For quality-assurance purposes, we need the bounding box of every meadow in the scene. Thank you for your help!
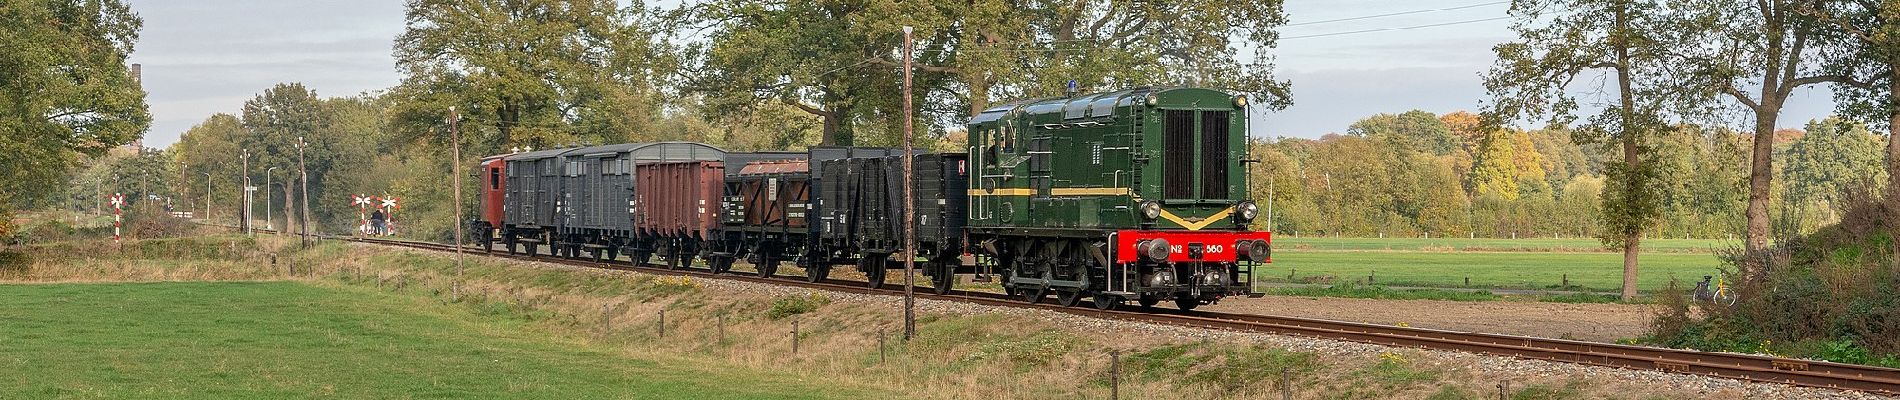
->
[1262,237,1732,293]
[0,281,869,399]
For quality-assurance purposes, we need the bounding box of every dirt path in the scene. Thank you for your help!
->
[1202,295,1654,342]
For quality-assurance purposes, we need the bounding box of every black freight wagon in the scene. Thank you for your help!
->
[815,152,968,289]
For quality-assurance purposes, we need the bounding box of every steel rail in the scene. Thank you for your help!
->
[320,233,1900,395]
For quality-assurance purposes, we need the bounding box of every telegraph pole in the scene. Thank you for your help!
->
[297,136,310,245]
[449,106,466,301]
[901,25,917,341]
[265,167,277,231]
[241,148,252,235]
[203,172,212,220]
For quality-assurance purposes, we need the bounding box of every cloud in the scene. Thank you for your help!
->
[125,0,404,148]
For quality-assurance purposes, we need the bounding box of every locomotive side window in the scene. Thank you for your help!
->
[490,167,500,189]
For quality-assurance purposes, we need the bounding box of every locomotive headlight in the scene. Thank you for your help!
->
[1145,94,1158,107]
[1234,95,1248,108]
[1138,239,1171,261]
[1236,201,1260,222]
[1140,200,1162,221]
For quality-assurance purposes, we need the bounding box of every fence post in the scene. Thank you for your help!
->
[792,320,800,354]
[1498,381,1509,400]
[1464,277,1470,287]
[1368,270,1375,285]
[658,309,666,338]
[1109,349,1120,400]
[1283,369,1293,400]
[600,304,610,333]
[1562,274,1568,289]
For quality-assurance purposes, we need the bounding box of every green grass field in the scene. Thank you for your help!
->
[1261,250,1723,293]
[1274,236,1739,253]
[0,281,873,399]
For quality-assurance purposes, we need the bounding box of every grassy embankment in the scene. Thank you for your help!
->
[1254,237,1732,302]
[0,281,858,399]
[0,234,1693,399]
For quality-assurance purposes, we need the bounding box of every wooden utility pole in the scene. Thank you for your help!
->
[241,148,251,235]
[901,25,917,341]
[450,106,466,301]
[298,136,311,245]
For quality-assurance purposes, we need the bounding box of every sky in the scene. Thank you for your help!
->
[126,0,1839,149]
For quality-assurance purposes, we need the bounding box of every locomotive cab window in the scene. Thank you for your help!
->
[490,168,501,189]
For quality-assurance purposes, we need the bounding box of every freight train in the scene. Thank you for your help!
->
[468,87,1270,311]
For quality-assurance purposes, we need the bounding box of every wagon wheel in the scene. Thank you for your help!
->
[863,258,888,290]
[930,263,956,295]
[804,264,829,283]
[663,246,681,270]
[1021,285,1048,304]
[1092,292,1122,311]
[756,253,778,278]
[1055,289,1085,307]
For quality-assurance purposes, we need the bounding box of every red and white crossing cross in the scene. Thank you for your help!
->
[109,193,126,209]
[352,195,372,208]
[380,196,399,210]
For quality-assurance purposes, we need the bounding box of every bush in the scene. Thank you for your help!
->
[1648,190,1900,365]
[0,251,29,276]
[766,293,830,320]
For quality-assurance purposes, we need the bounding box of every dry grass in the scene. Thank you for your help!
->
[7,234,1784,399]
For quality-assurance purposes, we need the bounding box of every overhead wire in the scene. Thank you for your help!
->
[1282,1,1509,27]
[1280,15,1517,40]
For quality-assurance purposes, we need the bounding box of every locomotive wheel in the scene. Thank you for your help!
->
[1020,286,1048,304]
[1055,290,1085,307]
[1173,296,1200,312]
[1092,292,1122,311]
[930,265,955,295]
[1138,294,1160,309]
[506,241,518,255]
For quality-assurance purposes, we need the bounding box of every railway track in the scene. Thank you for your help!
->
[302,232,1900,395]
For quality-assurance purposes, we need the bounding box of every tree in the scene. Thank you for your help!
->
[1807,1,1900,198]
[0,0,149,214]
[392,0,666,152]
[1469,129,1524,200]
[170,114,245,220]
[1680,0,1843,264]
[673,0,1292,146]
[1782,117,1887,225]
[1487,0,1688,300]
[1348,110,1459,155]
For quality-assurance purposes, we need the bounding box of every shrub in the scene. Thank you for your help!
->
[0,251,29,276]
[1649,188,1900,365]
[766,293,830,320]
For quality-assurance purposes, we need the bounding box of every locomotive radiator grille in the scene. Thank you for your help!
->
[1163,110,1195,199]
[1200,111,1231,199]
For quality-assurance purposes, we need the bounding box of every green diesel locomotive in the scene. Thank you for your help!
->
[965,87,1269,310]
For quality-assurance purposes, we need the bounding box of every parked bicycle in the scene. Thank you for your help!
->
[1692,275,1736,306]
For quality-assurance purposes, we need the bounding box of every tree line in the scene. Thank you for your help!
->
[6,0,1897,295]
[1248,111,1888,241]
